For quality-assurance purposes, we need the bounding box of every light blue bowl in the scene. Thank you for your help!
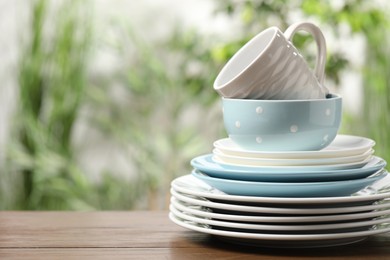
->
[222,94,342,151]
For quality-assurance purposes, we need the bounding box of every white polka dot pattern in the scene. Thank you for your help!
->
[256,106,263,114]
[325,108,331,116]
[290,125,298,133]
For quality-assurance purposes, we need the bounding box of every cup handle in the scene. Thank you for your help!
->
[283,22,327,91]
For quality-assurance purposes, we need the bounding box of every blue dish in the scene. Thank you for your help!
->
[223,94,342,151]
[190,154,386,182]
[191,169,388,197]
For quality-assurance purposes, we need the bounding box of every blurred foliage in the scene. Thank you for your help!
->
[85,24,222,209]
[6,0,95,209]
[1,0,389,210]
[2,0,144,210]
[302,0,390,161]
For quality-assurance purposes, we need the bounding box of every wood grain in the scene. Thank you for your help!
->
[0,211,389,259]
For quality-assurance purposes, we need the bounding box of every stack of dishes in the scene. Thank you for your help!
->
[170,22,390,247]
[169,135,390,247]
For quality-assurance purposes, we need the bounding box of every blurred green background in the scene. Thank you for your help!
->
[0,0,389,210]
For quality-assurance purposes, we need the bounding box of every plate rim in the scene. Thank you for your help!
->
[212,148,374,166]
[171,174,390,204]
[170,188,390,215]
[170,203,390,231]
[213,135,375,159]
[190,155,386,182]
[213,154,372,170]
[191,154,384,174]
[171,196,390,223]
[190,169,387,197]
[169,212,390,241]
[192,168,387,186]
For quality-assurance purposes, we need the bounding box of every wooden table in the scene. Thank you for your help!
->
[0,211,389,259]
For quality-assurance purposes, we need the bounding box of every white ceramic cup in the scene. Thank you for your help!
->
[213,22,329,100]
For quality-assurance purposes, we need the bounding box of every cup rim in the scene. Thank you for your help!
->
[222,93,341,103]
[214,26,280,90]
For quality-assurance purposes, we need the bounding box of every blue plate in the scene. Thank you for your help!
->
[190,154,386,182]
[191,169,388,197]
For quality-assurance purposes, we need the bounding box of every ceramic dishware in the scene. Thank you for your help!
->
[213,135,375,159]
[191,154,386,182]
[171,197,390,224]
[214,22,328,99]
[191,169,387,197]
[170,205,390,233]
[212,154,370,172]
[171,174,390,205]
[171,188,390,216]
[169,213,390,248]
[212,148,373,167]
[169,166,390,247]
[222,93,342,151]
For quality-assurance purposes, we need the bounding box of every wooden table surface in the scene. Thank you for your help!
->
[0,211,389,259]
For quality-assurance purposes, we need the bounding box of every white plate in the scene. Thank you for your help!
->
[171,174,390,205]
[214,135,375,159]
[169,213,390,248]
[213,153,372,169]
[170,204,390,232]
[171,189,390,215]
[213,148,373,167]
[171,197,390,223]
